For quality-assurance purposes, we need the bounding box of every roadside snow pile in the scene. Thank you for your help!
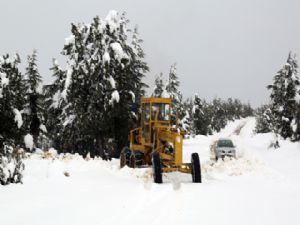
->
[203,157,264,178]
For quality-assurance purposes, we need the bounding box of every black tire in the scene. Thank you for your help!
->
[120,147,130,168]
[152,152,163,184]
[191,153,202,183]
[129,154,136,168]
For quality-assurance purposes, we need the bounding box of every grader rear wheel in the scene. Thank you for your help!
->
[152,152,162,184]
[191,153,202,183]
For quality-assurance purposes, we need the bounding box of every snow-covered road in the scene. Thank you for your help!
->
[1,118,300,225]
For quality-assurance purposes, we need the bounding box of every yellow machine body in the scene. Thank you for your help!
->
[128,97,192,173]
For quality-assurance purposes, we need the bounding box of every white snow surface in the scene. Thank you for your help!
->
[13,108,23,128]
[105,10,119,33]
[65,34,75,45]
[0,72,9,98]
[107,75,116,89]
[61,63,73,100]
[51,90,61,109]
[161,88,170,98]
[109,90,120,104]
[24,134,34,150]
[39,124,47,133]
[0,72,9,86]
[110,42,128,62]
[1,117,300,225]
[103,51,110,63]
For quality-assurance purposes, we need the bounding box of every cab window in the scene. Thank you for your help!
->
[151,103,170,120]
[144,103,150,121]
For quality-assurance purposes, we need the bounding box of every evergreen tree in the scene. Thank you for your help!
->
[0,54,25,185]
[43,59,66,150]
[192,94,211,135]
[152,73,165,97]
[24,50,45,149]
[294,103,300,141]
[0,54,26,145]
[210,98,227,132]
[166,63,180,107]
[49,11,149,157]
[179,98,193,135]
[242,102,254,118]
[165,63,183,125]
[267,52,299,140]
[255,104,273,133]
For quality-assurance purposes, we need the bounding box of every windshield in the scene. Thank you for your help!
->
[151,103,170,121]
[217,139,234,148]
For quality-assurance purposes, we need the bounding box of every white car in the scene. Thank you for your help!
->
[215,138,236,160]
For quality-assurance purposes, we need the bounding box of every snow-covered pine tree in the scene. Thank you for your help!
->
[192,94,212,135]
[224,98,235,121]
[0,54,25,184]
[106,23,149,156]
[210,98,227,132]
[24,50,45,150]
[178,98,193,135]
[59,22,96,155]
[294,102,300,141]
[130,26,149,105]
[165,63,184,125]
[241,102,254,118]
[0,54,26,145]
[152,73,165,97]
[50,11,149,157]
[166,63,181,106]
[255,104,273,133]
[43,59,66,150]
[267,52,300,140]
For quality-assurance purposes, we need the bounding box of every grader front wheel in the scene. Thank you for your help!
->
[191,153,202,183]
[152,152,162,184]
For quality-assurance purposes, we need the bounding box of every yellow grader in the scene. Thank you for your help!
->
[120,97,202,184]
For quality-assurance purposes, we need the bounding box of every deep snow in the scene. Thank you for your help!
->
[1,117,300,225]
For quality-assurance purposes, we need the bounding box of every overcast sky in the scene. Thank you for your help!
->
[0,0,300,106]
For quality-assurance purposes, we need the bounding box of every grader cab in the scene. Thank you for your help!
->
[120,97,201,183]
